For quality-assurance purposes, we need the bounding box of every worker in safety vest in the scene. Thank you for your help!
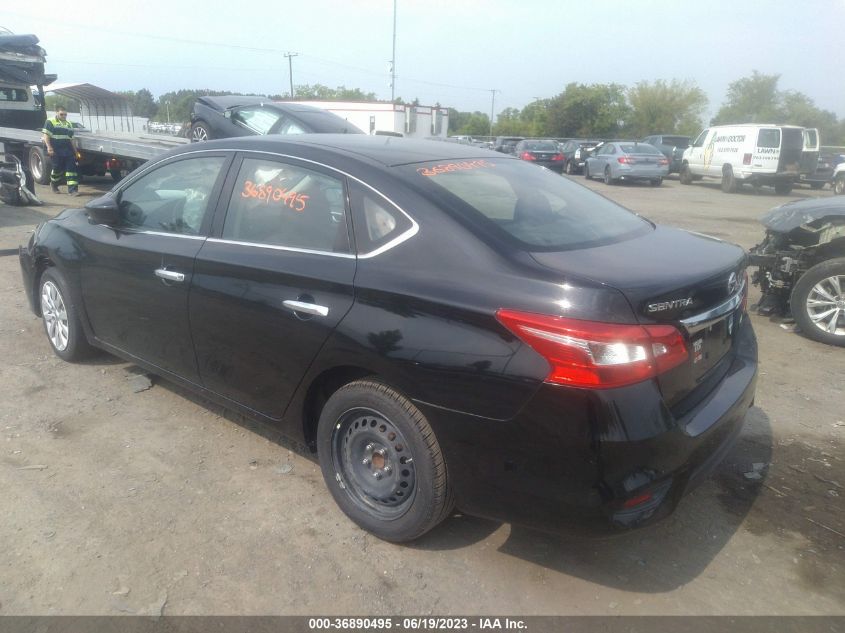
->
[41,107,80,195]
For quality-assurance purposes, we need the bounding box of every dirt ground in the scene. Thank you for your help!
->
[0,174,843,616]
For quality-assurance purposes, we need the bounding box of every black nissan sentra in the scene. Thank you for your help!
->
[20,136,757,542]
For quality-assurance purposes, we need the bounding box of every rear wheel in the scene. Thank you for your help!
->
[833,174,845,195]
[679,163,693,185]
[791,258,845,347]
[604,166,614,185]
[38,268,94,361]
[650,177,662,187]
[28,146,52,185]
[721,165,737,193]
[774,181,793,195]
[316,379,454,542]
[584,163,590,179]
[565,160,574,175]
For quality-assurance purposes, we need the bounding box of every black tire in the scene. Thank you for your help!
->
[565,160,574,175]
[790,258,845,347]
[38,268,95,361]
[810,182,825,190]
[650,177,662,187]
[28,146,52,185]
[721,165,737,193]
[190,121,212,142]
[110,169,123,182]
[603,166,614,185]
[316,379,454,542]
[774,181,793,195]
[583,163,590,179]
[833,175,845,196]
[679,163,692,185]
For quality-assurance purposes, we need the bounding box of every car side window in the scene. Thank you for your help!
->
[221,157,350,254]
[692,129,709,147]
[276,118,307,134]
[348,181,414,254]
[232,107,283,135]
[117,156,226,235]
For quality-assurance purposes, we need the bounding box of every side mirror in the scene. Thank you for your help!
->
[85,193,119,225]
[223,110,233,119]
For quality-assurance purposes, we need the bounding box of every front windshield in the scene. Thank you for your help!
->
[404,158,651,250]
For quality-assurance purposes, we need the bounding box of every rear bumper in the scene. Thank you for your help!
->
[420,317,757,535]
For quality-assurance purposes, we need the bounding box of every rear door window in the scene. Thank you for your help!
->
[405,158,650,250]
[221,157,350,253]
[757,128,781,148]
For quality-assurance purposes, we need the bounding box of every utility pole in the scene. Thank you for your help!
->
[489,89,498,138]
[390,0,397,101]
[284,52,299,98]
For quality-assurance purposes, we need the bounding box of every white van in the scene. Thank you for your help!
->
[680,124,815,194]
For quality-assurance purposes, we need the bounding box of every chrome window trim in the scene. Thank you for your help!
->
[206,238,356,259]
[106,227,207,240]
[119,147,420,258]
[680,279,745,333]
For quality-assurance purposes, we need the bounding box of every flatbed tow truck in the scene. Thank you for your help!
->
[0,28,187,205]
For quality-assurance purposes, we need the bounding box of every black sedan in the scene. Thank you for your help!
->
[190,95,363,141]
[20,136,757,542]
[513,139,565,172]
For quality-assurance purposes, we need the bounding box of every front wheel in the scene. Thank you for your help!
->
[38,268,95,361]
[583,163,590,179]
[565,160,574,175]
[190,121,212,142]
[791,259,845,347]
[317,379,454,542]
[679,163,692,185]
[833,175,845,196]
[603,166,614,185]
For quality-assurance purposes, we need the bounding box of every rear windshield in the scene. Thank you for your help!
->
[523,141,559,151]
[619,143,662,154]
[757,128,781,148]
[404,158,651,250]
[661,136,690,148]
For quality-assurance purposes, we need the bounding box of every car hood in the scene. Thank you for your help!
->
[760,197,845,233]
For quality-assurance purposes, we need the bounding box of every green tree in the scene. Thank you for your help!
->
[292,84,377,100]
[545,83,629,137]
[712,71,782,124]
[45,94,79,113]
[626,80,707,137]
[492,107,528,135]
[780,91,840,144]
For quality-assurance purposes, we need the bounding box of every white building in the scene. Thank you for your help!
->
[294,101,449,139]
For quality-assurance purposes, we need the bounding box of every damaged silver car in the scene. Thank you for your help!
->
[749,197,845,346]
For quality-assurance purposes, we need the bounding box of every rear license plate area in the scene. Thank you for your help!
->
[690,310,737,380]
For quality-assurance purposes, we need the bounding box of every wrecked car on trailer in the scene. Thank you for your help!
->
[749,196,845,346]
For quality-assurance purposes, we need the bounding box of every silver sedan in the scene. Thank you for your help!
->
[584,142,669,186]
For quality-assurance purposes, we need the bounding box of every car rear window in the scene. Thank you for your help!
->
[661,136,690,148]
[404,158,651,251]
[758,128,781,148]
[619,143,662,154]
[524,141,559,151]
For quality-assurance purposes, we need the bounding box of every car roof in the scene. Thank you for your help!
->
[186,134,508,167]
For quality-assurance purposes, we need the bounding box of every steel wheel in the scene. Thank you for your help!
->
[41,280,69,351]
[791,259,845,347]
[332,407,417,519]
[317,379,453,542]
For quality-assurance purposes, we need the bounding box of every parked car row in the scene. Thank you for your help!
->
[147,122,182,135]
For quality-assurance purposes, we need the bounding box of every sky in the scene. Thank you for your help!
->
[2,0,844,125]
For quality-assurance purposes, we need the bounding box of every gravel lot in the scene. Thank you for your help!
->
[0,174,843,616]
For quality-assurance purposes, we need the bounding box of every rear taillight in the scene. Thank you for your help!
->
[618,156,635,164]
[520,152,536,161]
[658,158,669,166]
[743,153,752,165]
[496,309,688,389]
[552,154,563,161]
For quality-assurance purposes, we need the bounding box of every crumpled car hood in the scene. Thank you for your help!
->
[761,197,845,233]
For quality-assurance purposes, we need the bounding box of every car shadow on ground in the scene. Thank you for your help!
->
[412,406,776,593]
[0,202,55,230]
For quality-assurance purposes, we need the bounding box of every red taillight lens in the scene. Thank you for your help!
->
[495,309,688,389]
[743,153,752,165]
[658,158,669,166]
[552,153,564,161]
[617,156,635,164]
[520,152,535,161]
[105,158,121,169]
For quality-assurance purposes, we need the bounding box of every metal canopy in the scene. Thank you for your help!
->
[47,82,135,132]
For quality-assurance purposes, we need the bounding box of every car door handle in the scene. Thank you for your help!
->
[155,268,185,283]
[282,300,329,317]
